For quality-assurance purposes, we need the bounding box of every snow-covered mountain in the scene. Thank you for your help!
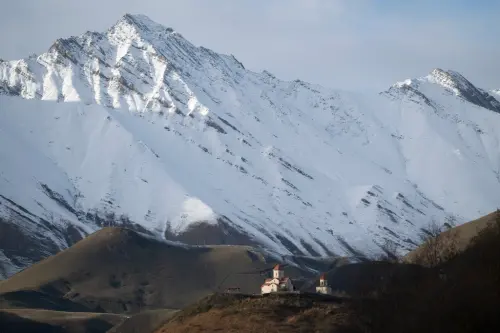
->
[1,14,500,278]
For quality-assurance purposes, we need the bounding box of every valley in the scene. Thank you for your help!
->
[0,11,500,333]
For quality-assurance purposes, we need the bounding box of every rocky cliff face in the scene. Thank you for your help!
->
[1,14,500,278]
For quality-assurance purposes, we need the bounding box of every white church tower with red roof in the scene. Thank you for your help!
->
[273,264,284,278]
[261,264,294,294]
[316,273,332,295]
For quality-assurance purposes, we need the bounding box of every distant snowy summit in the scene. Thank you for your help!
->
[1,14,500,279]
[0,13,244,117]
[391,68,500,113]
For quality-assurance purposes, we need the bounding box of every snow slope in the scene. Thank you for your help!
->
[1,14,500,277]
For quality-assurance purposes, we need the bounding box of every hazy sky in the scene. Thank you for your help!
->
[1,0,499,92]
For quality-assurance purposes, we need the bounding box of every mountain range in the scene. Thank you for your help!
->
[1,14,500,279]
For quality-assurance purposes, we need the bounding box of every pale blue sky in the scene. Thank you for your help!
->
[1,0,498,92]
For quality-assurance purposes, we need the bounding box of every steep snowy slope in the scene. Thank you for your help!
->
[1,14,500,278]
[410,69,500,113]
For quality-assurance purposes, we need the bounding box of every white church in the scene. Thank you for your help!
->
[260,264,333,295]
[315,273,332,295]
[260,264,295,294]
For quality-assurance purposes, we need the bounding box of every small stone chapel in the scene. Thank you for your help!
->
[260,264,295,294]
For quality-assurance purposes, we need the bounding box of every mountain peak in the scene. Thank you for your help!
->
[123,13,154,23]
[391,68,500,113]
[108,13,177,43]
[390,68,471,91]
[426,68,500,112]
[120,13,174,33]
[427,68,473,93]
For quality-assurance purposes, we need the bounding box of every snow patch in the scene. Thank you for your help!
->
[172,197,217,233]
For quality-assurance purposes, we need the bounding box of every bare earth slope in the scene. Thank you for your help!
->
[439,210,500,250]
[107,309,178,333]
[0,309,124,333]
[405,210,500,263]
[154,293,348,333]
[0,227,309,313]
[154,213,500,333]
[0,311,65,333]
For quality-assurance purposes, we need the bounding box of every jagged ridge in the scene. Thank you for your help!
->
[392,68,500,113]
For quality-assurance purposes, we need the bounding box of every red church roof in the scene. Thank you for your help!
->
[273,264,281,270]
[320,273,326,280]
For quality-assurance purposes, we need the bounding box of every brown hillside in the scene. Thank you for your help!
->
[406,210,500,264]
[108,309,178,333]
[0,308,124,333]
[154,213,500,333]
[0,289,94,312]
[0,227,309,313]
[154,293,349,333]
[442,210,500,250]
[0,310,64,333]
[343,211,500,333]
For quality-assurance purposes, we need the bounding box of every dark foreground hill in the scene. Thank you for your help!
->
[405,209,500,265]
[108,309,178,333]
[0,225,435,315]
[1,211,500,332]
[155,293,349,333]
[0,309,124,333]
[150,212,500,333]
[343,211,500,333]
[0,227,311,313]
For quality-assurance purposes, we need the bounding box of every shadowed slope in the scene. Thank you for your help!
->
[0,290,92,312]
[0,309,124,333]
[0,311,64,333]
[107,309,178,333]
[0,227,308,313]
[154,293,348,333]
[439,210,500,250]
[405,210,500,264]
